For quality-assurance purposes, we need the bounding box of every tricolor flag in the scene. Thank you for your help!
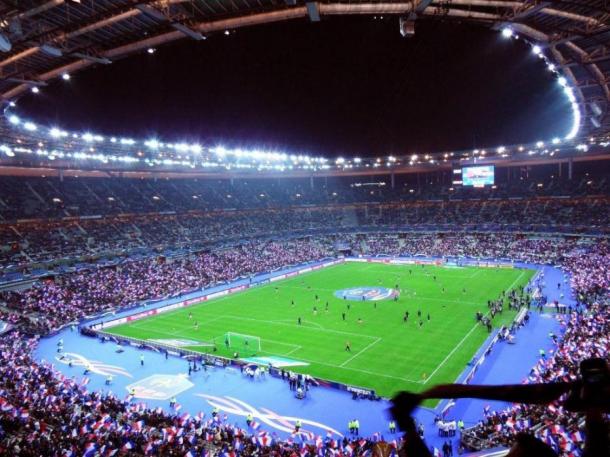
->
[258,431,272,446]
[83,442,97,457]
[315,436,323,449]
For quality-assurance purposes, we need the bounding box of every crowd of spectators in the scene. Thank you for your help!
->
[0,172,608,272]
[1,233,607,336]
[0,173,608,455]
[0,232,606,455]
[0,334,395,456]
[0,175,606,221]
[560,243,609,304]
[0,239,333,334]
[461,303,609,456]
[1,195,608,272]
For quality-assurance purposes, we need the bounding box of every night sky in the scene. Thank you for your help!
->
[17,17,572,157]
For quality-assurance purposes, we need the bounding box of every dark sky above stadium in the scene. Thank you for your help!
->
[18,18,572,157]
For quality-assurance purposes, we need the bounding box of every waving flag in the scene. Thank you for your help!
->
[83,442,97,457]
[258,431,272,446]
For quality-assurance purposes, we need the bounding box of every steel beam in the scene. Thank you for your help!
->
[16,0,65,20]
[172,23,204,40]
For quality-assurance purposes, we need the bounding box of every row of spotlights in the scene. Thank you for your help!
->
[501,27,580,140]
[29,73,71,94]
[12,26,583,162]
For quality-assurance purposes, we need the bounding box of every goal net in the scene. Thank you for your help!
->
[225,332,261,352]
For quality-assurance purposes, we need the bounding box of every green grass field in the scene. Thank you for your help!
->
[106,262,534,398]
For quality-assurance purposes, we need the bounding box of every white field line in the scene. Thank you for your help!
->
[221,314,379,340]
[204,332,301,352]
[272,318,325,330]
[117,264,527,388]
[297,354,424,383]
[284,345,302,356]
[277,285,482,307]
[339,337,382,367]
[423,270,526,384]
[115,315,424,383]
[131,313,226,331]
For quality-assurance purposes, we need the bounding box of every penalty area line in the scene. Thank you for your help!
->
[339,337,382,367]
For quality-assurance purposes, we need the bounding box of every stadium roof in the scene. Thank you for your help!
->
[0,1,609,138]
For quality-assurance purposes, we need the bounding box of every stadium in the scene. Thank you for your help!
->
[0,1,609,456]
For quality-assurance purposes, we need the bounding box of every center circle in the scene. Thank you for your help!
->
[334,287,398,301]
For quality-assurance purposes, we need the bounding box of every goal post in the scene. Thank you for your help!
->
[225,332,261,352]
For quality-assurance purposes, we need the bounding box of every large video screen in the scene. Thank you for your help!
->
[462,165,495,187]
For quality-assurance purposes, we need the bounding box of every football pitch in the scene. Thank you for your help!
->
[105,262,534,398]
